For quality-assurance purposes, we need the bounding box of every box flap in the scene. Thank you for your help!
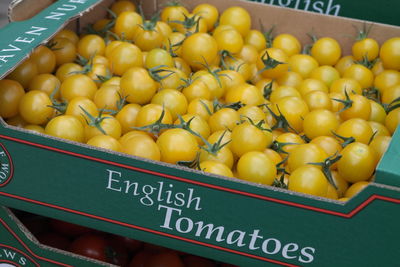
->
[0,0,103,79]
[376,128,400,187]
[8,0,55,22]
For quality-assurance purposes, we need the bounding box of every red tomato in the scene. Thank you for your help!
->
[69,233,127,264]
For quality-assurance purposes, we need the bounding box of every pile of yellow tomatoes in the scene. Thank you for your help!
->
[1,0,400,201]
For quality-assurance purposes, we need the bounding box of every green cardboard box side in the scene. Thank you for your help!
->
[247,0,400,26]
[0,0,400,266]
[1,121,400,267]
[0,207,112,266]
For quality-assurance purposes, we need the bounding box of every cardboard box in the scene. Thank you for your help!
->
[246,0,400,27]
[0,206,112,266]
[0,206,225,266]
[1,0,400,266]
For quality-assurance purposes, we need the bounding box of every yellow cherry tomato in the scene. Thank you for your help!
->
[257,48,289,79]
[219,6,251,37]
[303,109,339,139]
[0,80,25,118]
[181,33,218,70]
[288,54,319,79]
[344,181,370,198]
[272,33,301,57]
[87,135,122,152]
[380,37,400,70]
[288,165,329,197]
[200,161,233,178]
[45,115,84,142]
[157,128,199,164]
[338,142,376,183]
[237,151,277,185]
[311,37,341,66]
[122,135,161,161]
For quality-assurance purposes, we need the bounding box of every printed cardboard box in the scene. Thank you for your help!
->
[246,0,400,26]
[0,0,400,266]
[0,206,112,266]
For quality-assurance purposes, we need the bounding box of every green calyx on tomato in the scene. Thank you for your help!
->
[262,80,274,100]
[74,54,92,70]
[331,130,355,148]
[133,107,175,137]
[354,54,377,69]
[258,50,285,74]
[299,134,311,143]
[198,129,231,156]
[176,152,201,169]
[219,50,237,70]
[263,103,297,133]
[47,86,68,114]
[164,38,180,57]
[80,107,109,135]
[139,17,158,32]
[46,39,66,52]
[100,93,127,116]
[301,33,318,55]
[354,23,372,41]
[275,156,289,175]
[272,173,288,189]
[175,115,222,155]
[212,99,244,112]
[332,90,354,113]
[68,54,102,77]
[367,130,379,145]
[195,60,226,89]
[85,20,115,39]
[147,65,176,83]
[382,96,400,113]
[85,19,116,39]
[77,59,113,84]
[259,22,275,48]
[170,13,202,35]
[240,116,271,135]
[362,87,381,103]
[308,153,342,190]
[94,71,113,85]
[271,140,296,155]
[105,29,132,43]
[139,9,161,29]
